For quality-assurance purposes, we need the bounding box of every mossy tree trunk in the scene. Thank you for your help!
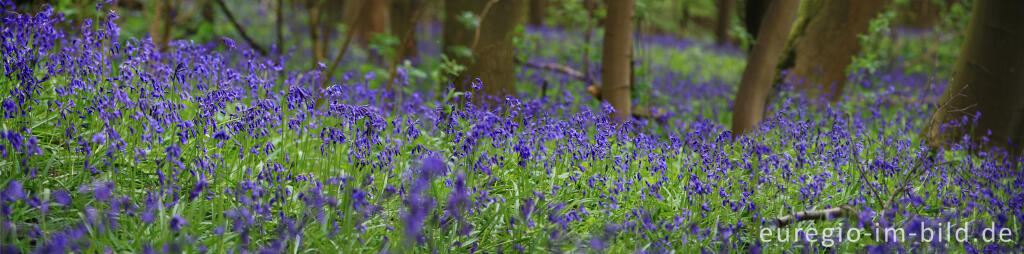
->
[443,0,525,100]
[601,0,635,121]
[927,0,1024,153]
[776,0,888,102]
[731,0,799,135]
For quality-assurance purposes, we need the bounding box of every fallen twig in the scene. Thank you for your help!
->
[631,107,667,120]
[514,59,598,97]
[775,205,857,227]
[517,59,593,84]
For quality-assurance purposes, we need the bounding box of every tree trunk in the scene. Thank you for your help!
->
[443,0,525,100]
[528,0,545,26]
[391,0,422,61]
[927,0,1024,153]
[715,0,735,45]
[150,0,173,51]
[277,0,285,55]
[344,0,389,64]
[308,0,324,66]
[744,0,770,41]
[776,0,888,102]
[581,0,597,76]
[600,0,635,121]
[352,0,390,46]
[321,0,345,59]
[731,0,799,135]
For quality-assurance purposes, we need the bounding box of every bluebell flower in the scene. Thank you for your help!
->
[51,190,71,207]
[79,181,114,202]
[169,216,187,232]
[221,37,236,49]
[2,181,25,201]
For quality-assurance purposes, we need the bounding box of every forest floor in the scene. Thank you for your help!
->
[1,4,1021,253]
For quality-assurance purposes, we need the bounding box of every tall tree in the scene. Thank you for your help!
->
[776,0,888,102]
[927,0,1024,153]
[600,0,635,121]
[731,0,800,135]
[715,0,735,45]
[443,0,525,99]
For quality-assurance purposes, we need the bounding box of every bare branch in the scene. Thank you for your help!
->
[387,0,427,93]
[318,0,370,101]
[845,113,884,205]
[214,0,268,56]
[470,0,500,52]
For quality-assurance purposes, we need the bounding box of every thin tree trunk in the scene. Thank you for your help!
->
[391,0,421,61]
[277,0,285,55]
[308,0,324,67]
[776,0,889,102]
[443,0,525,100]
[600,0,635,121]
[150,0,173,51]
[354,0,390,46]
[347,0,390,65]
[581,0,596,77]
[927,0,1024,153]
[715,0,735,45]
[731,0,799,135]
[679,2,689,30]
[321,16,331,63]
[320,0,345,64]
[528,0,545,26]
[317,0,368,92]
[387,0,425,93]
